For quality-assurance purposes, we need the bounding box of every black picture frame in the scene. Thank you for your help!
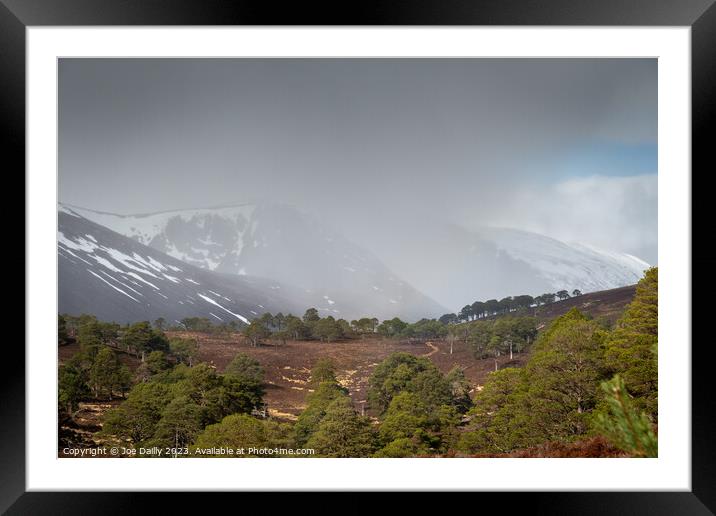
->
[5,0,714,512]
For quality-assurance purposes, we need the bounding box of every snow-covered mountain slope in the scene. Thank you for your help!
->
[478,226,649,293]
[58,208,334,324]
[63,201,649,317]
[64,203,257,271]
[359,220,650,311]
[63,203,448,321]
[60,204,448,321]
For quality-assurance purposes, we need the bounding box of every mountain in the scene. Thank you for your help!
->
[478,226,649,293]
[362,220,650,311]
[58,207,329,325]
[59,204,448,322]
[64,201,649,317]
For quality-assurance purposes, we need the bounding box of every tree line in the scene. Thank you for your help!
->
[59,268,656,457]
[240,309,473,347]
[456,268,657,457]
[58,315,201,417]
[440,288,583,325]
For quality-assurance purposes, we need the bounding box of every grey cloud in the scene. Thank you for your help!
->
[59,58,657,265]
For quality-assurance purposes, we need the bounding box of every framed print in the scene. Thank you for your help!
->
[5,0,715,512]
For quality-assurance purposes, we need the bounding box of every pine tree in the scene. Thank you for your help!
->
[293,381,348,445]
[309,358,337,386]
[191,414,290,456]
[594,375,657,457]
[604,267,658,420]
[155,396,203,454]
[243,319,270,347]
[58,362,89,417]
[306,397,377,457]
[224,353,264,385]
[89,347,123,399]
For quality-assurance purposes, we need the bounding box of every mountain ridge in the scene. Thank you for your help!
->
[61,201,650,315]
[62,202,449,321]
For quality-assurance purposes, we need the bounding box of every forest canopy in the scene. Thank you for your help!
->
[58,269,658,458]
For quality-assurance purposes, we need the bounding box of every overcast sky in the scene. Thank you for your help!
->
[59,58,657,263]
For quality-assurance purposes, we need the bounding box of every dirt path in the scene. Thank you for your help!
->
[422,341,439,357]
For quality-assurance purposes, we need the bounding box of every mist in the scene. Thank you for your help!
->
[59,58,657,310]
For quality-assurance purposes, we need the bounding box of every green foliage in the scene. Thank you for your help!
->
[465,317,537,359]
[58,362,89,416]
[373,437,430,457]
[457,367,525,454]
[180,317,214,332]
[367,353,463,416]
[377,318,408,338]
[367,353,435,414]
[306,397,377,457]
[458,273,660,457]
[58,315,71,346]
[303,308,320,323]
[104,360,264,446]
[146,350,171,375]
[293,381,348,445]
[336,318,354,339]
[379,392,430,444]
[103,382,173,444]
[467,321,493,358]
[285,314,310,340]
[534,307,588,346]
[376,391,460,455]
[154,395,203,450]
[192,414,291,457]
[77,321,103,360]
[121,321,169,360]
[244,319,271,347]
[521,317,607,440]
[459,310,608,454]
[224,353,265,385]
[310,358,337,386]
[405,318,448,339]
[439,313,458,325]
[312,316,342,342]
[446,366,473,413]
[593,375,657,457]
[351,317,379,336]
[604,267,658,420]
[407,368,455,410]
[366,352,464,454]
[459,305,473,322]
[169,337,199,366]
[556,290,571,301]
[88,347,130,400]
[62,266,659,458]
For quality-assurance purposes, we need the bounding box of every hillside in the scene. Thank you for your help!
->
[497,284,637,325]
[59,283,637,422]
[58,207,328,324]
[63,202,448,321]
[64,202,650,318]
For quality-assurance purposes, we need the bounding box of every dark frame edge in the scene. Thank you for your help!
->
[5,0,715,513]
[0,0,26,514]
[692,0,716,514]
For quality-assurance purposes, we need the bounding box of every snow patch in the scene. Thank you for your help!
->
[197,293,249,324]
[125,272,160,290]
[86,269,140,303]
